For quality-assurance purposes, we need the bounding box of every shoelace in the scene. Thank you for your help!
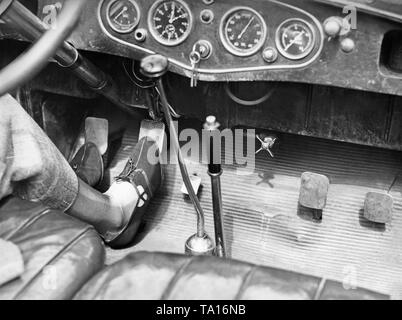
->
[115,158,136,183]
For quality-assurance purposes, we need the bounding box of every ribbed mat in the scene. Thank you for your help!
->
[105,124,402,299]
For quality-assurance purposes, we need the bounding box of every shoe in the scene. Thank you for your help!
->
[107,136,162,249]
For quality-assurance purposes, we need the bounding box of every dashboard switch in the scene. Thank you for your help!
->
[134,28,147,42]
[193,40,212,60]
[262,47,278,63]
[200,9,214,24]
[324,18,341,37]
[323,16,351,37]
[341,38,355,53]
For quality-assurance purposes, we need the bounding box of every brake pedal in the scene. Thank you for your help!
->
[364,192,393,224]
[299,172,330,211]
[85,117,109,155]
[139,119,165,153]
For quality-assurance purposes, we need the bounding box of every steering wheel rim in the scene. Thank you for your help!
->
[0,0,86,96]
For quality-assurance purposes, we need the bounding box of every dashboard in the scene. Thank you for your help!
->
[97,0,324,77]
[35,0,402,96]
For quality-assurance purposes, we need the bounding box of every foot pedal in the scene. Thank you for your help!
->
[85,117,109,155]
[364,192,393,224]
[299,172,330,210]
[139,120,165,153]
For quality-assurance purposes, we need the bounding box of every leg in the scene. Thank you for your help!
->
[68,136,162,246]
[0,94,161,247]
[0,94,78,210]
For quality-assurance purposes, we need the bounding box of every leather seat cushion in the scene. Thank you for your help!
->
[0,197,105,300]
[75,251,389,300]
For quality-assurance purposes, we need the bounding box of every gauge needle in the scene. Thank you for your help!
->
[237,16,255,40]
[169,3,176,23]
[114,6,128,21]
[169,13,187,23]
[284,30,305,51]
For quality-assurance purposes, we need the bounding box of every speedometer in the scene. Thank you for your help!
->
[220,7,267,57]
[148,0,193,46]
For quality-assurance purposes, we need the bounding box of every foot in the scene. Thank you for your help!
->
[106,136,162,249]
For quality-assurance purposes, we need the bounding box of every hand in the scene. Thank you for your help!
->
[169,3,176,23]
[169,13,187,24]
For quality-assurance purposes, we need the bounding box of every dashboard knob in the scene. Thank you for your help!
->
[323,17,342,37]
[140,54,169,78]
[341,38,355,53]
[262,47,278,63]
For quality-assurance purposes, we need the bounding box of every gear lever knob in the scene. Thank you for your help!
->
[140,54,169,79]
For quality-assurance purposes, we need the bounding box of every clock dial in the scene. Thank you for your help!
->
[148,0,193,46]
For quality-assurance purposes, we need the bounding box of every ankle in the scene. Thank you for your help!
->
[105,181,139,228]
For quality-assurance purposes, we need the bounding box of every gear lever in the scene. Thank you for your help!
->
[140,54,215,256]
[204,116,227,258]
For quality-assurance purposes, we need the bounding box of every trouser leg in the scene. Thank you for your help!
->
[0,94,162,247]
[0,94,78,211]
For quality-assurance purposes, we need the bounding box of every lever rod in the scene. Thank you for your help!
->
[140,54,214,255]
[204,116,226,258]
[156,79,205,237]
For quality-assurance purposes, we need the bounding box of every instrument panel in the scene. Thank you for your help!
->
[98,0,324,76]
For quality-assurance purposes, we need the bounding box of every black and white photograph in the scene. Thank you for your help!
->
[0,0,401,305]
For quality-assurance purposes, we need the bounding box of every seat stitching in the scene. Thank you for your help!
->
[4,208,51,241]
[12,226,94,299]
[160,256,195,300]
[234,266,257,300]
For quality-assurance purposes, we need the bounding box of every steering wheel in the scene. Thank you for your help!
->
[0,0,86,96]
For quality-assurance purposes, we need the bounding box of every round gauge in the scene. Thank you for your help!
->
[106,0,140,34]
[276,19,316,60]
[148,0,193,46]
[220,7,267,57]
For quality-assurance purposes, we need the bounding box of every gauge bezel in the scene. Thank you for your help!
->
[219,6,267,57]
[275,18,316,60]
[106,0,141,34]
[147,0,193,47]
